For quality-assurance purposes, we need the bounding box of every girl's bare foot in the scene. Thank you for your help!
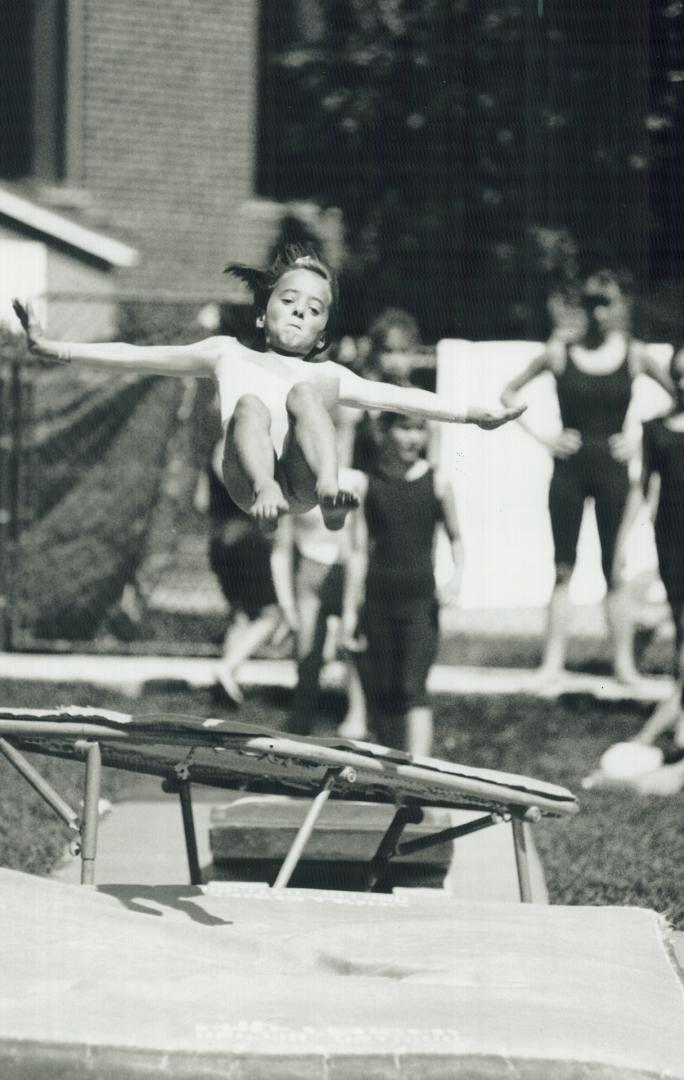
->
[318,487,359,531]
[215,664,244,706]
[252,482,288,533]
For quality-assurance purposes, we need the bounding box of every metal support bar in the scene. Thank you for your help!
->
[366,805,423,892]
[511,815,533,903]
[397,812,501,857]
[0,737,79,832]
[80,742,102,886]
[273,768,355,891]
[177,780,202,886]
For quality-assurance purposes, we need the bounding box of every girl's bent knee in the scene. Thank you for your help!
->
[233,394,270,423]
[286,381,320,414]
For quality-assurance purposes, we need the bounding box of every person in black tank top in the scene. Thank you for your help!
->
[341,412,463,757]
[613,347,684,788]
[501,270,673,686]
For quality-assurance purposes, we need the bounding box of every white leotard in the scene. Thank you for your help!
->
[214,337,350,455]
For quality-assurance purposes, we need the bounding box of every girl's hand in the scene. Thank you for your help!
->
[12,300,46,353]
[341,633,367,655]
[544,428,582,459]
[467,403,527,429]
[437,573,462,609]
[11,300,67,362]
[339,613,366,654]
[608,431,638,464]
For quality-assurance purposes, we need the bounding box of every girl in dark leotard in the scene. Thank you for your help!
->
[501,270,673,685]
[615,347,684,785]
[342,413,463,757]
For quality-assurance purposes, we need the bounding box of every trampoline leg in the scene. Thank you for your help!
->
[0,737,79,833]
[178,780,202,886]
[366,806,420,892]
[80,742,102,886]
[512,816,533,903]
[273,771,339,891]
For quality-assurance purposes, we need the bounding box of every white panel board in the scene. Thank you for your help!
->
[436,339,673,609]
[0,239,47,328]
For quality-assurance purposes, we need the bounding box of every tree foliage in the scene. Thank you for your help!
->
[260,0,684,340]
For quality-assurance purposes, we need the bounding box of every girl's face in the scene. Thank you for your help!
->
[262,268,332,357]
[377,326,414,381]
[385,415,429,465]
[580,277,625,338]
[672,350,684,406]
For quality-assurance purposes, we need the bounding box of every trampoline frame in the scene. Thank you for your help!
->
[0,711,576,901]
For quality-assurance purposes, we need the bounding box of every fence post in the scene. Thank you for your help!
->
[0,353,30,652]
[0,355,10,650]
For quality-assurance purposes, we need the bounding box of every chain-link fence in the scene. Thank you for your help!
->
[0,295,240,655]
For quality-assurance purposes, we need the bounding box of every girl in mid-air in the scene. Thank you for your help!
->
[14,247,523,533]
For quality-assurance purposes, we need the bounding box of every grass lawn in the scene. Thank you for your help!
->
[0,678,682,929]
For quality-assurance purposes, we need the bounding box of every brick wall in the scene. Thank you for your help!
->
[81,0,259,296]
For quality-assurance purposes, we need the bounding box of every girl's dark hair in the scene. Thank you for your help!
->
[367,307,421,354]
[583,267,634,298]
[224,244,339,352]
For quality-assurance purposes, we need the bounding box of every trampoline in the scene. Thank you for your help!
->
[0,705,578,899]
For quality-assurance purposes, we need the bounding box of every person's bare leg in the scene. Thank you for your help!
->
[281,381,358,530]
[406,705,433,758]
[634,691,680,745]
[223,395,288,532]
[216,606,282,704]
[338,664,368,739]
[631,604,684,746]
[606,585,641,685]
[535,566,572,685]
[221,606,281,670]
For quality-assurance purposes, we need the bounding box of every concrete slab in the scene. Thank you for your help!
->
[52,798,221,886]
[0,650,674,703]
[2,869,683,1078]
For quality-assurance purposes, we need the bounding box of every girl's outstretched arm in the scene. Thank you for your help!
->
[12,300,221,378]
[334,362,525,429]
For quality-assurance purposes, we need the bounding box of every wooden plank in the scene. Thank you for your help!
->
[210,798,455,866]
